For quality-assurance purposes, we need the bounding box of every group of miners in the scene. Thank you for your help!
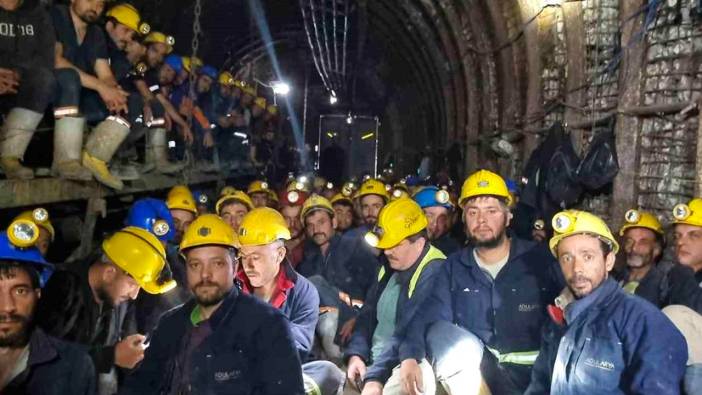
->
[0,0,281,189]
[1,167,702,395]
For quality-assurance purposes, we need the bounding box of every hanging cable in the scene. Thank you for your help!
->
[308,0,335,91]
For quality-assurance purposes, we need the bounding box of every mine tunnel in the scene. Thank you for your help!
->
[0,0,701,394]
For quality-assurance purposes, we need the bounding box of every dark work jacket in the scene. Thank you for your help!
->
[238,261,320,362]
[433,232,461,256]
[617,263,702,313]
[0,0,55,70]
[135,245,191,334]
[401,238,564,364]
[2,328,96,395]
[298,232,378,300]
[35,259,135,373]
[119,287,304,395]
[345,244,445,385]
[525,279,687,395]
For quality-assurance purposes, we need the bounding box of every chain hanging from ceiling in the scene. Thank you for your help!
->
[299,0,352,98]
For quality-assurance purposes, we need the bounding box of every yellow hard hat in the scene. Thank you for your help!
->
[143,32,174,52]
[391,183,410,201]
[267,189,279,204]
[180,214,237,252]
[13,208,55,241]
[220,186,237,196]
[182,56,203,73]
[673,198,702,228]
[166,185,198,215]
[247,180,270,195]
[102,227,175,294]
[106,3,150,35]
[267,105,278,115]
[242,84,256,96]
[232,80,246,89]
[358,179,390,201]
[619,209,664,236]
[364,198,428,249]
[300,194,334,221]
[218,71,234,86]
[331,193,352,206]
[254,97,267,109]
[549,210,619,257]
[459,169,513,207]
[216,191,254,214]
[238,208,291,247]
[340,181,357,197]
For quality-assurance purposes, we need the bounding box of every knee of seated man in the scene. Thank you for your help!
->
[150,100,165,118]
[21,67,56,96]
[54,68,81,99]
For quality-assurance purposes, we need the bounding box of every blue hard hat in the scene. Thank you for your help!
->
[0,232,54,287]
[164,54,184,74]
[199,65,218,80]
[506,179,518,194]
[414,186,453,210]
[125,198,175,242]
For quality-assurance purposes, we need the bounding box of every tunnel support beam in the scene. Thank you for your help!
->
[562,1,586,152]
[611,0,647,229]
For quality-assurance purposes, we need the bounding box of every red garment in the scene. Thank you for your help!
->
[237,266,295,309]
[287,242,305,268]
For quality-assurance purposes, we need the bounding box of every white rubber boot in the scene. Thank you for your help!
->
[52,116,92,180]
[0,108,43,179]
[82,116,131,190]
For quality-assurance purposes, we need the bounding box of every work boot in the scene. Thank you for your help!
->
[111,162,141,181]
[148,128,184,174]
[82,116,131,190]
[0,108,44,179]
[52,116,92,180]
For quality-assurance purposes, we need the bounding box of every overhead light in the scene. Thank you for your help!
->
[346,113,353,125]
[329,93,338,105]
[234,132,248,139]
[271,81,291,95]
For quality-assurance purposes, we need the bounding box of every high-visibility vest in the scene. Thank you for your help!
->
[376,245,446,298]
[487,347,539,365]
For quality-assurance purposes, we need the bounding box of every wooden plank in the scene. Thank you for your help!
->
[562,1,586,152]
[0,171,222,209]
[610,0,647,229]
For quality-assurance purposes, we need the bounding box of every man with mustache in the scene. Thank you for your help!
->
[278,182,309,268]
[120,214,304,394]
[525,210,687,394]
[298,195,378,363]
[399,170,564,395]
[345,198,446,395]
[0,219,94,394]
[35,226,175,395]
[235,208,345,395]
[616,209,667,301]
[413,186,461,255]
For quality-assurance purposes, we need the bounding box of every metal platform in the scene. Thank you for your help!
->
[0,170,224,209]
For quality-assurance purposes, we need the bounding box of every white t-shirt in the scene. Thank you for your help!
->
[474,250,509,280]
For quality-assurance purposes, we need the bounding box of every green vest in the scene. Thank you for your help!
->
[376,245,446,298]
